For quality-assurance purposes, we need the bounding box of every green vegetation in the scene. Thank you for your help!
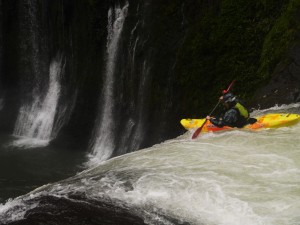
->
[168,0,300,117]
[259,0,300,79]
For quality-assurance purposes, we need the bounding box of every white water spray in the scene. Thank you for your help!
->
[91,2,129,161]
[13,55,65,148]
[86,104,300,225]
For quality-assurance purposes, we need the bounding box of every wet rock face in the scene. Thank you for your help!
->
[251,44,300,109]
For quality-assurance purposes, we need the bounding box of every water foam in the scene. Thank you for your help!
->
[2,104,300,225]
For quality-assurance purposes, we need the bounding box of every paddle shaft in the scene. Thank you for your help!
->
[222,79,235,94]
[191,100,220,139]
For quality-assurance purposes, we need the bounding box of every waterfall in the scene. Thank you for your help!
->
[9,0,77,148]
[89,1,154,163]
[119,58,151,153]
[130,60,150,149]
[123,16,153,152]
[12,55,65,147]
[90,2,129,161]
[116,2,154,155]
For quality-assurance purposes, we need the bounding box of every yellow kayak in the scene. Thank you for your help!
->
[180,113,300,133]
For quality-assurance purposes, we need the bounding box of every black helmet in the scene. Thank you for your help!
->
[223,92,236,103]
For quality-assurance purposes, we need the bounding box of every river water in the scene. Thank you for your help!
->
[0,135,86,202]
[0,103,300,225]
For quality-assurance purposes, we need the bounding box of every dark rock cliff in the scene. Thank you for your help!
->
[0,0,299,154]
[250,0,300,109]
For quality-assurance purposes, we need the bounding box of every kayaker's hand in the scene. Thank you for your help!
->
[206,116,211,120]
[219,96,224,100]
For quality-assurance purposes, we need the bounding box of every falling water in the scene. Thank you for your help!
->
[91,2,129,161]
[13,55,65,148]
[126,60,151,151]
[116,14,152,153]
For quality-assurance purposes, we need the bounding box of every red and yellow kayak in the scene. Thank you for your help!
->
[180,113,300,133]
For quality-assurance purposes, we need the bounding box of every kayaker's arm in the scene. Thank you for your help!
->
[206,116,225,128]
[207,109,239,128]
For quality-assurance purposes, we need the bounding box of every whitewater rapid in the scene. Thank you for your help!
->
[1,104,300,225]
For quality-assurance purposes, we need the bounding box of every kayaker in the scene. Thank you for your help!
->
[206,92,254,128]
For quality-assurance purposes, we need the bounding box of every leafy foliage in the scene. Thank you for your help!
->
[170,0,298,117]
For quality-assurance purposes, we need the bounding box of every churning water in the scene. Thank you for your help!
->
[1,103,300,225]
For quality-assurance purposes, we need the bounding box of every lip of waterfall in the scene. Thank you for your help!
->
[1,103,300,225]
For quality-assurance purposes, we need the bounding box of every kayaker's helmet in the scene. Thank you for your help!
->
[223,92,236,103]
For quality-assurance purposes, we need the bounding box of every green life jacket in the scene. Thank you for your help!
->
[234,102,249,119]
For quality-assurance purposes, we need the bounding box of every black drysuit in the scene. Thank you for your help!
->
[210,108,248,128]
